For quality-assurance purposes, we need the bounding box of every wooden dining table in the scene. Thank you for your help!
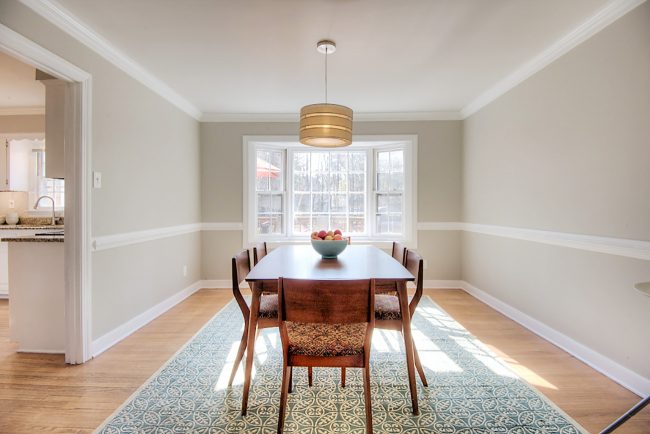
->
[243,244,420,415]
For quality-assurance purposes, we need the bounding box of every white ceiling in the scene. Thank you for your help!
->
[0,51,44,110]
[52,0,615,116]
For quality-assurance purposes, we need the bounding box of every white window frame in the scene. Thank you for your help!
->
[243,135,417,248]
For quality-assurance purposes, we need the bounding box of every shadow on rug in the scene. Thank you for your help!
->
[95,296,585,433]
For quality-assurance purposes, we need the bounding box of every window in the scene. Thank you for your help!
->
[245,136,416,246]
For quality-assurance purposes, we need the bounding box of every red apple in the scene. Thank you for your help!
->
[334,229,342,236]
[318,230,327,239]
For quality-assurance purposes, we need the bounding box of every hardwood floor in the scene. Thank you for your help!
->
[0,288,648,433]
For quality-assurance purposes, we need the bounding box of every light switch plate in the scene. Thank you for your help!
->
[93,171,102,189]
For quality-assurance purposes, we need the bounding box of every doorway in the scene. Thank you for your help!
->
[0,24,92,363]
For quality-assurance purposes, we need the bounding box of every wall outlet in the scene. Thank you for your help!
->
[93,171,102,189]
[183,265,188,277]
[8,200,14,209]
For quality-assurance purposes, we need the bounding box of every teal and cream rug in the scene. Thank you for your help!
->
[96,297,585,433]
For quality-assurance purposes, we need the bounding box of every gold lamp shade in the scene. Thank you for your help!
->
[299,103,353,147]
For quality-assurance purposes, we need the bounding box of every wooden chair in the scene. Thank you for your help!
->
[253,242,268,265]
[228,250,278,387]
[374,249,428,386]
[375,242,407,295]
[277,278,376,434]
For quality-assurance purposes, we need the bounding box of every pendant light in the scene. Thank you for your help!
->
[299,40,353,148]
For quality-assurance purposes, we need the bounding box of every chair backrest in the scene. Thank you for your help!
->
[253,242,267,265]
[231,250,251,316]
[392,242,407,265]
[278,278,375,326]
[404,249,424,315]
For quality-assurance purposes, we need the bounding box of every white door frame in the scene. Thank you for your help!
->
[0,23,92,363]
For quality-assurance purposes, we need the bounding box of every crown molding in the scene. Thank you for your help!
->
[19,0,202,120]
[200,111,462,123]
[460,0,647,118]
[0,106,45,116]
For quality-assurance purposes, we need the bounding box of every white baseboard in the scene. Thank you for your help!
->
[460,280,650,397]
[91,280,203,357]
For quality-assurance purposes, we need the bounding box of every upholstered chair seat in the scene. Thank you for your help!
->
[286,322,367,357]
[258,294,279,318]
[374,294,413,321]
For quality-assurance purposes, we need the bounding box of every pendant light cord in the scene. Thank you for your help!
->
[324,46,328,103]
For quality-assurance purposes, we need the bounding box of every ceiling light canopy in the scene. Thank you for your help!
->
[299,40,353,148]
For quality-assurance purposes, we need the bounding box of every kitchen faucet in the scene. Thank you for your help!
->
[34,195,57,226]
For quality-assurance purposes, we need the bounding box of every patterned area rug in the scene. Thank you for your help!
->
[96,297,585,433]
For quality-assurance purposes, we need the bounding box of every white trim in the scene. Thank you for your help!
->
[202,222,244,231]
[93,223,202,251]
[0,22,93,364]
[463,222,650,262]
[91,280,203,357]
[417,221,650,261]
[201,111,462,123]
[0,107,45,116]
[460,280,650,397]
[461,0,647,118]
[19,0,201,120]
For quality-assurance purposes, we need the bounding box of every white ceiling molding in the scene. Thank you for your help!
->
[19,0,202,120]
[460,0,647,119]
[0,106,45,115]
[201,111,462,123]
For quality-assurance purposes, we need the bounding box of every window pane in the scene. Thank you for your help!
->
[377,193,390,213]
[376,214,389,234]
[257,214,282,234]
[389,194,402,213]
[331,153,347,172]
[390,150,403,172]
[377,151,389,173]
[294,193,310,212]
[312,194,329,212]
[293,173,310,192]
[311,174,326,192]
[390,214,402,234]
[349,193,364,213]
[390,172,404,191]
[257,194,270,213]
[331,194,346,212]
[330,215,348,232]
[271,194,282,213]
[349,152,365,172]
[311,152,329,172]
[293,215,311,234]
[329,173,347,191]
[293,152,309,172]
[312,214,329,230]
[377,173,390,191]
[349,173,364,192]
[350,215,365,233]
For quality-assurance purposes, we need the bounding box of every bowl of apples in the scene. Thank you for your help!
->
[310,229,348,259]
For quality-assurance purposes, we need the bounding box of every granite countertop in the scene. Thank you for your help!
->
[0,225,64,230]
[2,235,64,243]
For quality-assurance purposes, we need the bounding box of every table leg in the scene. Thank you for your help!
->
[241,283,261,416]
[397,281,419,415]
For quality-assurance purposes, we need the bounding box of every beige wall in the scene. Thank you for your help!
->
[201,120,463,281]
[462,3,650,380]
[0,2,202,340]
[0,114,44,133]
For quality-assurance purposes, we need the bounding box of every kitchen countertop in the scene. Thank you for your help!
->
[0,225,64,230]
[2,235,64,242]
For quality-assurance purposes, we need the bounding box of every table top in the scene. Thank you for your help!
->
[246,245,415,282]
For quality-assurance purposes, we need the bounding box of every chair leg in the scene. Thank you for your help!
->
[277,365,291,434]
[308,367,313,387]
[341,367,346,388]
[412,338,428,387]
[288,366,293,394]
[363,365,373,434]
[228,325,248,386]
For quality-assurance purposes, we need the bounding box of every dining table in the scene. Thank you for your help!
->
[242,244,420,415]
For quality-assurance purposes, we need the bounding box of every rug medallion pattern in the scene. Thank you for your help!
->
[96,297,585,433]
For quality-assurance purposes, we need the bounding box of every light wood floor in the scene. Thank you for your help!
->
[0,289,648,433]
